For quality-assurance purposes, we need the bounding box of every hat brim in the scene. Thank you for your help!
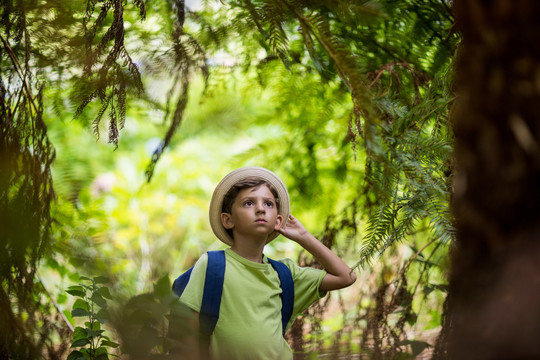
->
[209,167,290,246]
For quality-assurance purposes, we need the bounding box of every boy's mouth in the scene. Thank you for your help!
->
[255,218,267,223]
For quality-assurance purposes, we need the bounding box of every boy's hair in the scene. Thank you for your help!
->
[221,177,280,214]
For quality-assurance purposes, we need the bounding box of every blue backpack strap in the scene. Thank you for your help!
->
[171,250,226,357]
[268,258,294,335]
[199,250,226,336]
[171,250,226,335]
[172,267,193,297]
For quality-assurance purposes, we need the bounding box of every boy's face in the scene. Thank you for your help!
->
[220,184,283,241]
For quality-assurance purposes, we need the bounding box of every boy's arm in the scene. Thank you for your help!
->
[278,215,357,292]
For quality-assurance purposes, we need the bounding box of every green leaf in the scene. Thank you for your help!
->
[72,326,88,342]
[66,286,86,298]
[427,309,442,329]
[71,308,91,317]
[79,276,92,282]
[91,292,107,308]
[96,308,110,323]
[67,285,85,291]
[406,312,418,326]
[64,309,74,324]
[71,338,91,348]
[57,293,68,304]
[79,348,90,357]
[89,321,101,331]
[153,275,171,299]
[86,328,104,338]
[73,298,90,311]
[98,286,112,300]
[67,350,85,360]
[95,346,110,360]
[101,339,120,348]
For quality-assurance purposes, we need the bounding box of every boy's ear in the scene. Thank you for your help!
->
[221,213,234,229]
[274,214,284,230]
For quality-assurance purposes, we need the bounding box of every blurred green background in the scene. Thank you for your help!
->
[1,0,456,358]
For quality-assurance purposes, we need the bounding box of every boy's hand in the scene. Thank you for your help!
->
[277,214,309,243]
[277,214,357,292]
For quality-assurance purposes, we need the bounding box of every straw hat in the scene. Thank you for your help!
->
[209,167,290,246]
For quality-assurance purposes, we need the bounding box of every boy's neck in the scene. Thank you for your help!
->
[230,235,266,263]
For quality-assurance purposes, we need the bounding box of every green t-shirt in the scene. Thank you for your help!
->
[179,248,327,360]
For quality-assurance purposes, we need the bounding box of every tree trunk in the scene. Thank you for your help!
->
[439,1,540,358]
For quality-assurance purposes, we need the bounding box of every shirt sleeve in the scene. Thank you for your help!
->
[279,258,327,330]
[178,253,209,313]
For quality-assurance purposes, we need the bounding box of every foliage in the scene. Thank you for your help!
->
[72,0,146,149]
[202,0,459,267]
[66,276,119,360]
[1,0,460,358]
[0,0,56,357]
[66,274,194,359]
[111,275,194,358]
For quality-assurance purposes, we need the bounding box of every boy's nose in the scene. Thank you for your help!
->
[256,203,265,213]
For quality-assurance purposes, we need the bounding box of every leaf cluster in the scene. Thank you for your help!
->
[71,0,146,148]
[217,0,458,265]
[66,276,119,360]
[63,273,195,359]
[1,0,57,357]
[109,275,195,358]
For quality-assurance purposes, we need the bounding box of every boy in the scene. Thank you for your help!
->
[178,167,356,360]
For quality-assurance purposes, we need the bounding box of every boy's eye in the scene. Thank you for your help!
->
[244,200,253,206]
[265,201,274,207]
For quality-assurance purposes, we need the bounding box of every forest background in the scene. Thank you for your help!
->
[3,0,539,359]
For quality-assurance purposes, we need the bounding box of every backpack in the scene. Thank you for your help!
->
[172,250,294,351]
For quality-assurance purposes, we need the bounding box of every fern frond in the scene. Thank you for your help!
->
[1,3,57,353]
[91,94,111,139]
[134,0,147,17]
[359,203,399,268]
[74,0,145,146]
[108,102,119,148]
[117,80,126,130]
